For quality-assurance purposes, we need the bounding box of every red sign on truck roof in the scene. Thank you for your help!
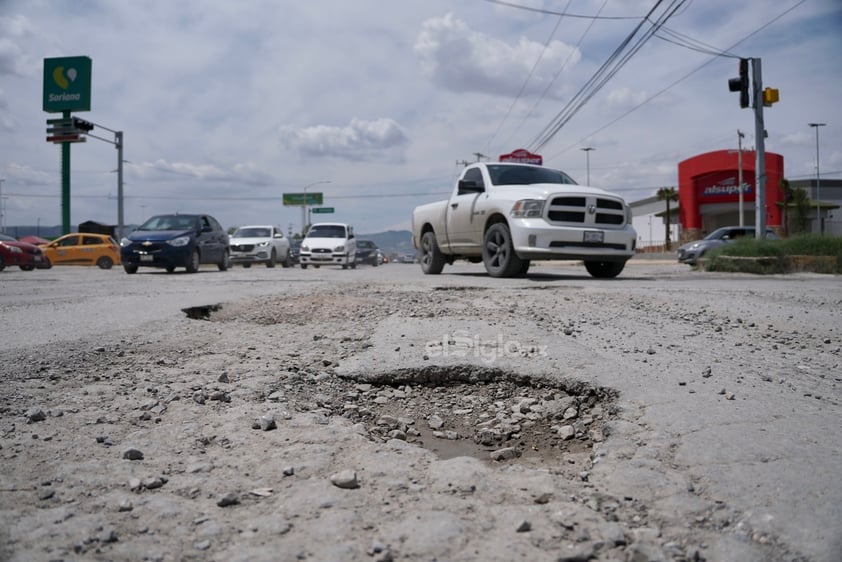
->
[499,148,542,165]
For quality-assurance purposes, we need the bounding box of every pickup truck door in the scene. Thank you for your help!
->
[445,167,485,254]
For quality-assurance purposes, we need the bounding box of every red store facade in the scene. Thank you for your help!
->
[677,150,784,242]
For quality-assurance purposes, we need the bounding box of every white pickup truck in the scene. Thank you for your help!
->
[411,162,636,278]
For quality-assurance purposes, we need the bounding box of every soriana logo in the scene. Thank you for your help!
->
[499,148,542,165]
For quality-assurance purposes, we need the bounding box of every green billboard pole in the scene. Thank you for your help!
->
[43,56,92,235]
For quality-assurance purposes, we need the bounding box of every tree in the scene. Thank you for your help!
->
[657,186,678,250]
[779,178,792,237]
[778,178,811,235]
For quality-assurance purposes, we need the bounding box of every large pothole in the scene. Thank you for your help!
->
[326,366,615,471]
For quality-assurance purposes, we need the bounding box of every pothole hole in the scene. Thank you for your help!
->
[335,365,618,470]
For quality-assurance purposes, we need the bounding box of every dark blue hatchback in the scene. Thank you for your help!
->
[120,213,230,274]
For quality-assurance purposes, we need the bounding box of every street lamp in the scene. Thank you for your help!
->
[808,122,826,234]
[580,147,595,185]
[301,180,331,234]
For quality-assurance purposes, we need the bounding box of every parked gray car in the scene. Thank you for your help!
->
[677,226,779,265]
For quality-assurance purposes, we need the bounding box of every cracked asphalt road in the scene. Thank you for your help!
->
[0,259,839,561]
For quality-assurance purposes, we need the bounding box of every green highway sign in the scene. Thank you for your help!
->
[283,192,323,206]
[43,56,92,113]
[311,207,334,214]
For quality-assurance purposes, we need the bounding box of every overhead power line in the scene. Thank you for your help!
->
[480,0,641,20]
[543,0,808,162]
[528,0,689,153]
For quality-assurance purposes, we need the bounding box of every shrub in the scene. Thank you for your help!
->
[704,234,842,274]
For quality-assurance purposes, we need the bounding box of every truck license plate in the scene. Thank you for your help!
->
[583,231,604,244]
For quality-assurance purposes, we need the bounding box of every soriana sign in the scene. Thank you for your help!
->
[43,56,92,113]
[499,148,542,165]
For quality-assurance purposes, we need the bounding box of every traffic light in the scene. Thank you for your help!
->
[72,116,95,133]
[762,87,779,107]
[728,58,750,109]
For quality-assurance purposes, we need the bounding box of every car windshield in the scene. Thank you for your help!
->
[487,164,577,186]
[139,215,198,231]
[0,233,16,242]
[307,225,346,238]
[233,227,271,238]
[358,241,375,249]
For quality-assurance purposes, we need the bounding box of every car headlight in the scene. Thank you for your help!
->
[120,237,131,247]
[8,245,22,254]
[257,241,270,247]
[167,236,191,247]
[334,244,345,252]
[510,199,545,218]
[301,244,309,252]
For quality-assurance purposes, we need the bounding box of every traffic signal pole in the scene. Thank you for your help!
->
[752,58,767,239]
[729,56,777,240]
[61,110,72,235]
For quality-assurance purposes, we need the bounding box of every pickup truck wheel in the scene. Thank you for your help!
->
[419,231,446,274]
[483,223,524,278]
[584,260,626,279]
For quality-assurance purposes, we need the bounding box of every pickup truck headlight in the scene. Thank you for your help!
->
[510,199,545,218]
[167,236,191,247]
[625,204,633,225]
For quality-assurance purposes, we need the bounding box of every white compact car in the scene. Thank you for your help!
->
[299,222,356,269]
[229,225,292,268]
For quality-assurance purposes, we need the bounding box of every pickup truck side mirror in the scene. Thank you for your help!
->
[458,179,484,194]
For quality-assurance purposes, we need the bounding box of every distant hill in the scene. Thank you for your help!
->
[357,230,414,258]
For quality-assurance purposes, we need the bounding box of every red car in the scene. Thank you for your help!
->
[0,233,46,271]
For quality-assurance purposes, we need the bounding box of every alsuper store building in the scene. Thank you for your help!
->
[677,149,784,242]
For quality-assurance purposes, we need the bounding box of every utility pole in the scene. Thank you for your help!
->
[737,130,745,227]
[0,178,5,233]
[581,147,595,185]
[808,122,826,234]
[752,58,767,239]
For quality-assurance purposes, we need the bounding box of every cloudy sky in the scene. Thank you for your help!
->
[1,0,840,236]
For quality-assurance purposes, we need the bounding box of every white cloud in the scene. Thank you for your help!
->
[280,118,409,162]
[414,12,579,99]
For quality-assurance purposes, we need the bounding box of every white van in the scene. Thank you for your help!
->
[299,222,357,269]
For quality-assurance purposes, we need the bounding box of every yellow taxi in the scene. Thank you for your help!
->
[40,233,121,269]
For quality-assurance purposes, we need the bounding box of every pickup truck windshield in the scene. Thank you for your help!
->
[487,164,577,186]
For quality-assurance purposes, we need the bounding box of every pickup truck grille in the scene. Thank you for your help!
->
[547,196,626,226]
